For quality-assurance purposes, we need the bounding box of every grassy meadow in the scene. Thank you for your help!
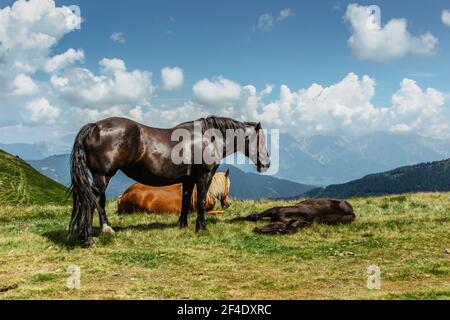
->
[0,192,449,300]
[0,151,67,207]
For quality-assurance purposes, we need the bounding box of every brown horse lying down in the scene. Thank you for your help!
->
[244,199,356,234]
[117,171,230,215]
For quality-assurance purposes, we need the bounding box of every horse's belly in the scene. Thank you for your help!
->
[121,166,187,186]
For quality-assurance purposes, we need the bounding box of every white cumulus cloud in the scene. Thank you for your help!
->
[52,58,154,110]
[0,0,160,133]
[12,74,39,96]
[99,57,126,73]
[161,67,184,91]
[0,0,82,78]
[188,73,449,139]
[25,98,60,124]
[44,48,85,73]
[193,76,242,107]
[344,4,438,62]
[0,0,81,127]
[442,10,450,27]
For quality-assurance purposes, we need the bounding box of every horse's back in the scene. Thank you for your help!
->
[299,199,354,215]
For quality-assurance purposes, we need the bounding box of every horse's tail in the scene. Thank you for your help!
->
[68,123,98,242]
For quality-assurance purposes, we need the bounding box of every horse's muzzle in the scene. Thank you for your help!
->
[221,202,230,209]
[257,162,271,173]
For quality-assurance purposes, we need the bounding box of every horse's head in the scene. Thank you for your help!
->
[199,116,271,173]
[245,122,271,173]
[220,169,231,209]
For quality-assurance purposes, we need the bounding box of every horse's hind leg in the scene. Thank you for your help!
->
[93,174,115,234]
[254,221,289,234]
[285,219,309,234]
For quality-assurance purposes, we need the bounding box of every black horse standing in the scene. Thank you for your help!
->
[69,116,271,247]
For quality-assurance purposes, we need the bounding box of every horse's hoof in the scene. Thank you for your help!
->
[178,218,188,229]
[195,223,207,232]
[81,238,95,248]
[178,221,188,229]
[101,224,115,235]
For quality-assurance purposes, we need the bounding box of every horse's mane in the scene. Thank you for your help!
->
[176,116,256,135]
[192,172,230,205]
[201,116,249,133]
[207,172,230,199]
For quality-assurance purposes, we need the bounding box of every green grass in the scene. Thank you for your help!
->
[0,150,67,206]
[0,192,449,300]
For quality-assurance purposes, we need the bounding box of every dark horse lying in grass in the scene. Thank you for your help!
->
[69,116,271,247]
[244,199,356,234]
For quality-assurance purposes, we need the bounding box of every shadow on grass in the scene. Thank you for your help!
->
[42,229,79,249]
[42,226,114,249]
[41,216,223,248]
[41,222,182,248]
[114,217,220,231]
[113,222,179,232]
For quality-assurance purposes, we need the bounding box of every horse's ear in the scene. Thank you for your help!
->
[225,169,230,178]
[256,122,262,130]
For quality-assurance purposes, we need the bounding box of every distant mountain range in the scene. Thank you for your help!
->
[220,165,313,199]
[4,131,450,186]
[0,143,49,161]
[305,158,450,199]
[29,154,314,200]
[0,134,73,161]
[28,154,147,199]
[222,132,450,185]
[270,132,450,185]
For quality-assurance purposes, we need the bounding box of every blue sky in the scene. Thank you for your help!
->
[0,0,450,146]
[52,0,450,104]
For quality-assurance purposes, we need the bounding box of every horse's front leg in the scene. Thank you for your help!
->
[195,173,214,232]
[178,180,194,228]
